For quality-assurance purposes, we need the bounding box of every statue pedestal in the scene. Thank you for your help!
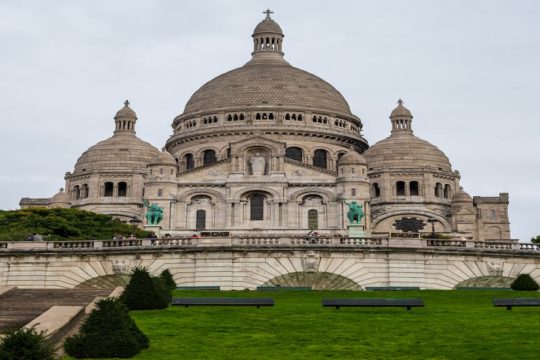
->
[144,225,161,236]
[348,224,365,238]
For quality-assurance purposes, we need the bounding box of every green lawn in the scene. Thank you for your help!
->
[68,290,540,360]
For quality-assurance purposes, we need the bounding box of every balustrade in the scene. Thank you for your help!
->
[0,237,537,253]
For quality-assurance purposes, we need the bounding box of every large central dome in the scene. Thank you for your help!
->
[179,12,353,118]
[183,64,352,115]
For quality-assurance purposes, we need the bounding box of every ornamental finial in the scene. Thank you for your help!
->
[397,98,404,106]
[263,9,274,19]
[124,99,130,107]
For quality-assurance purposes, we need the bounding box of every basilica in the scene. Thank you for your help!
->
[20,12,511,241]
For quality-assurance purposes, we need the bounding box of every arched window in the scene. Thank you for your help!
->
[435,182,443,198]
[203,150,216,165]
[410,181,419,196]
[73,185,80,200]
[285,113,290,120]
[196,209,206,230]
[396,181,406,196]
[118,182,127,197]
[313,149,328,169]
[104,182,113,197]
[285,147,303,162]
[256,113,261,120]
[184,154,194,170]
[250,194,265,220]
[308,209,318,230]
[81,184,89,199]
[444,184,452,199]
[373,183,381,198]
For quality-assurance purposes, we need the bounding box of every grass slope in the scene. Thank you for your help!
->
[66,290,540,360]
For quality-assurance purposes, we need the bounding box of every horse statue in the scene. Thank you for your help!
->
[344,201,364,224]
[143,200,164,225]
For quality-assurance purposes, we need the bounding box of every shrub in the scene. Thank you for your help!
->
[160,269,177,292]
[152,276,172,305]
[511,274,540,291]
[0,327,55,360]
[121,267,168,310]
[64,298,148,358]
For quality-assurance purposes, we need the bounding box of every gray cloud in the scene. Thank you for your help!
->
[0,0,538,241]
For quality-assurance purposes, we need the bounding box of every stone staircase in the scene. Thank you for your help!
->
[0,288,111,333]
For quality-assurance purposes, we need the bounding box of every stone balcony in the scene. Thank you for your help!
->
[0,236,537,255]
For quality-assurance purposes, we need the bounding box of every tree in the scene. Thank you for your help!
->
[64,298,148,358]
[0,327,55,360]
[531,235,540,244]
[159,269,177,292]
[511,273,540,291]
[121,267,168,310]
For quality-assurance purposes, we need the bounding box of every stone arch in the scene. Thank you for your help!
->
[231,187,281,202]
[262,272,361,290]
[194,145,221,159]
[372,210,452,232]
[287,187,337,203]
[454,276,514,289]
[232,137,285,156]
[177,188,226,203]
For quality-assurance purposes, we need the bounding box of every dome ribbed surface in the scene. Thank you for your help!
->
[74,134,159,173]
[364,132,452,171]
[150,149,176,166]
[452,187,473,203]
[182,63,352,115]
[339,151,367,165]
[390,103,412,118]
[254,18,283,34]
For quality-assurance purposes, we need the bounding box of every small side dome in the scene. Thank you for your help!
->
[390,99,413,119]
[149,148,176,166]
[253,10,283,35]
[452,187,473,203]
[338,152,367,166]
[114,100,137,120]
[50,188,70,205]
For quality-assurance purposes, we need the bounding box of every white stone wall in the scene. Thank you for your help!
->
[2,247,540,290]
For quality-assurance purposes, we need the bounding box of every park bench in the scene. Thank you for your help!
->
[492,298,540,310]
[172,297,274,308]
[365,286,420,291]
[456,287,511,291]
[257,286,311,291]
[322,298,424,310]
[175,285,220,290]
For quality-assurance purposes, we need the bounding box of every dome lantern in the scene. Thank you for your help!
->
[114,100,137,135]
[390,99,413,134]
[250,9,285,63]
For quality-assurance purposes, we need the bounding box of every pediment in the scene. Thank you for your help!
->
[230,135,286,156]
[176,160,231,181]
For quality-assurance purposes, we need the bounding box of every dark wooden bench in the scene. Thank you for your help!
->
[175,286,220,290]
[365,286,420,291]
[493,298,540,310]
[257,286,311,291]
[172,297,274,308]
[322,298,424,310]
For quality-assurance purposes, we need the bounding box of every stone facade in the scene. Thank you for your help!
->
[20,13,511,242]
[1,238,539,290]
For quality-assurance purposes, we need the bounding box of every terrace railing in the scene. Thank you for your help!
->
[0,236,536,254]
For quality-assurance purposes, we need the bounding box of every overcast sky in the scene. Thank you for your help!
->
[0,1,538,241]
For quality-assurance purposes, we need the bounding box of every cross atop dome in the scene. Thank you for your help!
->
[263,9,273,19]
